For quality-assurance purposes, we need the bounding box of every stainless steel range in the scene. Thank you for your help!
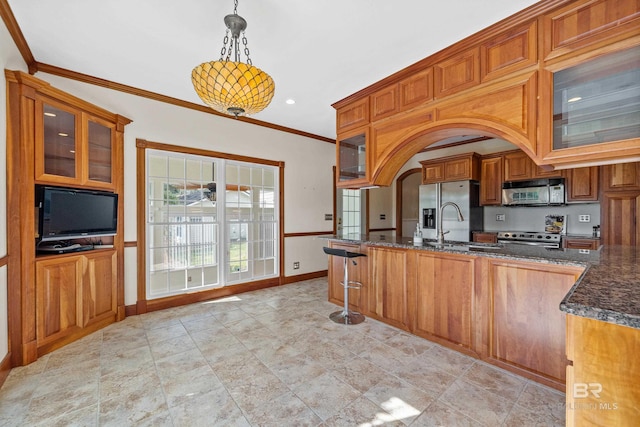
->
[497,231,562,248]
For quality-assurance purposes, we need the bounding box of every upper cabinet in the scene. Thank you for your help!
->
[332,0,640,188]
[36,97,116,189]
[420,153,480,184]
[503,151,561,181]
[337,126,369,188]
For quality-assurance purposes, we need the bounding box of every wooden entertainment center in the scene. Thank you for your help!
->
[5,70,131,366]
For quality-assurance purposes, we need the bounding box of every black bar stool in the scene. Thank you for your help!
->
[323,247,367,325]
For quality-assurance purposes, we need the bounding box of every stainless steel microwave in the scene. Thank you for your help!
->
[502,178,565,206]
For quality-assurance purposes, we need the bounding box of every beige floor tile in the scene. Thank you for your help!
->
[33,403,99,427]
[161,364,224,407]
[168,388,249,427]
[411,401,482,426]
[294,371,361,421]
[364,376,435,425]
[504,402,565,427]
[461,361,527,401]
[148,333,198,360]
[516,382,566,425]
[24,381,99,424]
[244,391,322,427]
[321,395,405,427]
[330,356,389,393]
[439,379,515,425]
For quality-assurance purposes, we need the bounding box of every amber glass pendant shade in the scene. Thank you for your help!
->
[192,60,275,117]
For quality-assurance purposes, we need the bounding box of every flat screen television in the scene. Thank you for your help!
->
[36,185,118,242]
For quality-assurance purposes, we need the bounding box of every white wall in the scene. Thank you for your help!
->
[1,21,29,363]
[27,73,335,306]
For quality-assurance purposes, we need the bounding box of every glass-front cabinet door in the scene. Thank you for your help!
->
[86,116,114,185]
[541,45,640,166]
[35,99,80,182]
[337,126,369,188]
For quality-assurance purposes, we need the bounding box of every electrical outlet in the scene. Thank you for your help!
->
[293,262,300,270]
[578,215,591,223]
[496,214,505,221]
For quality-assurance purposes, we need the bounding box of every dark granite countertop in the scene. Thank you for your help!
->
[321,234,640,329]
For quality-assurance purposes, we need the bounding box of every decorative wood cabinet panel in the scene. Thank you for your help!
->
[421,153,480,184]
[368,247,411,330]
[504,151,561,181]
[563,238,599,250]
[327,242,367,312]
[601,191,640,246]
[473,232,498,244]
[370,84,399,121]
[480,156,503,205]
[488,259,583,386]
[602,162,640,192]
[542,0,640,61]
[566,315,640,427]
[35,257,83,347]
[434,48,480,99]
[565,166,599,202]
[83,251,118,328]
[399,68,433,111]
[413,252,475,350]
[336,97,369,132]
[481,21,537,82]
[336,126,369,188]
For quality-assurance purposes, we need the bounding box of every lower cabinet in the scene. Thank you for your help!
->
[35,250,118,353]
[368,247,412,330]
[413,252,475,352]
[566,315,640,427]
[486,259,583,388]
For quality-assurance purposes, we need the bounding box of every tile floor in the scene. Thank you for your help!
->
[0,278,566,426]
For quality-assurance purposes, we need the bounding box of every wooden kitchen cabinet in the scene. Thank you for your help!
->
[565,315,640,427]
[480,155,503,205]
[421,152,480,184]
[602,162,640,192]
[36,250,118,355]
[504,151,561,181]
[368,247,412,330]
[413,252,475,353]
[327,242,367,313]
[563,238,600,250]
[601,192,640,246]
[565,167,599,202]
[473,232,498,244]
[35,256,83,349]
[336,126,369,188]
[486,259,584,389]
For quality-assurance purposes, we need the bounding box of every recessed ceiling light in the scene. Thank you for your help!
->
[44,112,56,117]
[568,97,582,103]
[285,99,296,105]
[58,132,68,137]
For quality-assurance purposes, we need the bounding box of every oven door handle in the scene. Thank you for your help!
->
[497,239,560,248]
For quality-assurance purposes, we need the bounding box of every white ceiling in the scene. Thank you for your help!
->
[8,0,541,140]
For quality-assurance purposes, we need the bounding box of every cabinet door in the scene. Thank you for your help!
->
[480,156,503,205]
[369,247,411,330]
[563,238,599,250]
[370,84,399,121]
[489,260,582,384]
[601,191,640,246]
[444,157,472,181]
[414,252,474,350]
[566,167,599,202]
[337,126,369,188]
[85,116,115,187]
[35,98,81,184]
[83,251,118,327]
[327,242,366,312]
[503,151,531,181]
[36,256,83,347]
[422,162,444,184]
[473,232,498,243]
[602,162,640,192]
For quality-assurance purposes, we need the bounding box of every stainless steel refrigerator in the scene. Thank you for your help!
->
[418,180,483,242]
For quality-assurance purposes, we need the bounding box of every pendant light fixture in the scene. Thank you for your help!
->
[192,0,275,117]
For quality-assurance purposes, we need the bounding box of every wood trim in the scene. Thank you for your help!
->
[0,255,7,268]
[282,270,328,285]
[284,231,333,238]
[136,139,282,167]
[332,166,337,234]
[279,164,285,284]
[35,62,335,143]
[332,0,569,109]
[124,241,137,248]
[395,168,422,236]
[0,0,36,73]
[369,228,396,232]
[136,141,147,313]
[0,352,11,389]
[124,304,138,317]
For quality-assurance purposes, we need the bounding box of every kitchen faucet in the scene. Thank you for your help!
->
[437,202,464,244]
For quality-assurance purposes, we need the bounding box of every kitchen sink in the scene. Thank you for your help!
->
[425,242,503,251]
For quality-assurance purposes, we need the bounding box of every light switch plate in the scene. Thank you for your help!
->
[578,215,591,222]
[496,214,505,221]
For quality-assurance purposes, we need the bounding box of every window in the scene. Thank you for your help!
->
[146,149,279,299]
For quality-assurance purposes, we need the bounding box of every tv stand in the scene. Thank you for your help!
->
[37,243,94,254]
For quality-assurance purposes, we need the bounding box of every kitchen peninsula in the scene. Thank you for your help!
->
[323,235,640,423]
